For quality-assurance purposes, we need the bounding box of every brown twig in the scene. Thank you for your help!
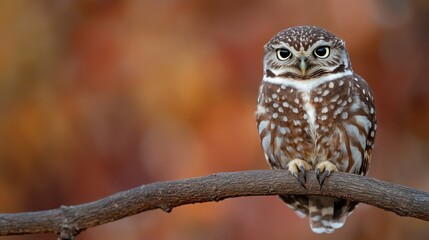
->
[0,170,428,239]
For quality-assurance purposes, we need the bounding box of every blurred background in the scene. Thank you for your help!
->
[1,0,428,239]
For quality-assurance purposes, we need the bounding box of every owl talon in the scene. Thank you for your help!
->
[293,172,298,179]
[293,172,306,189]
[299,165,307,182]
[316,170,329,189]
[287,159,312,189]
[316,168,321,181]
[315,161,338,189]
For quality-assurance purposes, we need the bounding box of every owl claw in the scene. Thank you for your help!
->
[299,165,307,182]
[315,161,338,189]
[287,159,312,189]
[316,170,329,188]
[292,172,305,188]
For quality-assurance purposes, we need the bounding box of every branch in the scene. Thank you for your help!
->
[0,170,428,239]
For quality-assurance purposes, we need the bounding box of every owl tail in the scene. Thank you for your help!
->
[308,196,347,234]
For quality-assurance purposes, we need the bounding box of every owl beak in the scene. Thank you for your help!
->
[300,57,307,76]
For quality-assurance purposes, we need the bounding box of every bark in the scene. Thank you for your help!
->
[0,170,428,239]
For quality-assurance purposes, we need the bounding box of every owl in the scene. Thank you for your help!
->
[256,26,376,233]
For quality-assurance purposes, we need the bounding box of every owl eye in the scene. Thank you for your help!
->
[276,49,291,60]
[313,46,330,59]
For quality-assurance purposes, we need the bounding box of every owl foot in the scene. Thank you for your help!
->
[315,161,338,189]
[287,159,312,188]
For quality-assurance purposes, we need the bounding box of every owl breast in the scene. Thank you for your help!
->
[256,74,376,175]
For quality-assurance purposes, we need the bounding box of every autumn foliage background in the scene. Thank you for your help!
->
[1,1,429,240]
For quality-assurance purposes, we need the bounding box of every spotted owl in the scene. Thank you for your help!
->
[256,26,376,233]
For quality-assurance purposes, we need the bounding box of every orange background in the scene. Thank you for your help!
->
[1,1,428,239]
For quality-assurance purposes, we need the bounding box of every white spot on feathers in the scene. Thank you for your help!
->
[279,127,289,134]
[293,120,301,126]
[258,120,269,134]
[321,107,328,113]
[262,134,271,153]
[272,112,278,119]
[322,90,330,96]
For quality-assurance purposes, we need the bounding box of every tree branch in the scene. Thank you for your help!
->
[0,170,428,239]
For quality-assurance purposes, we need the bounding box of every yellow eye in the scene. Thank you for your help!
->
[313,46,330,59]
[276,49,291,60]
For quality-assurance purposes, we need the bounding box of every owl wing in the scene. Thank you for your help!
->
[350,73,376,175]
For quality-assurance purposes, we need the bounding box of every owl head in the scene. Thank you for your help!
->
[264,26,352,80]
